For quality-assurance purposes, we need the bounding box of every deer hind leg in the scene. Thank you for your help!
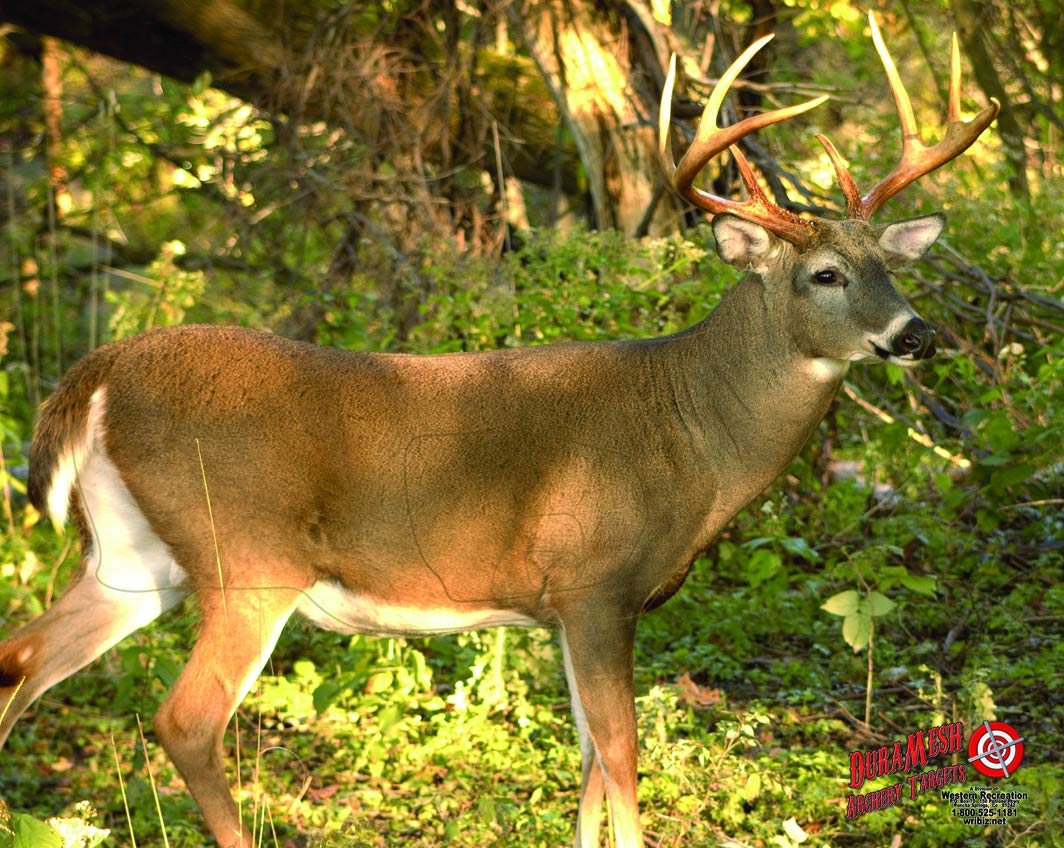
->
[560,610,642,848]
[0,511,189,747]
[152,581,300,848]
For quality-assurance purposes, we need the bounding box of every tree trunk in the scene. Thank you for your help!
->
[510,0,674,235]
[951,0,1030,199]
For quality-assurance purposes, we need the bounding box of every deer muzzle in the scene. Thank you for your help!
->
[887,316,936,360]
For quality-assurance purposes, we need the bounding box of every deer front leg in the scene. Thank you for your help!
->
[153,584,299,848]
[562,636,606,848]
[560,609,642,848]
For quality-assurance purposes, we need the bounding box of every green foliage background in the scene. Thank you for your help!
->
[0,4,1061,848]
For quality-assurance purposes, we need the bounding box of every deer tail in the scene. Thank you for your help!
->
[27,345,119,529]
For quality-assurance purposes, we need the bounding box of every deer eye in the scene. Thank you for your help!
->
[813,269,844,286]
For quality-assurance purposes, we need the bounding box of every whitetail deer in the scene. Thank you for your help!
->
[0,14,997,848]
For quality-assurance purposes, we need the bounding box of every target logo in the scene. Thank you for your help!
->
[968,721,1024,778]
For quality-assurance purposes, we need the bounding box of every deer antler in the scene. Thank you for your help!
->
[659,37,829,247]
[817,12,1001,221]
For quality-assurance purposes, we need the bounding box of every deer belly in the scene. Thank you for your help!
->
[296,578,538,636]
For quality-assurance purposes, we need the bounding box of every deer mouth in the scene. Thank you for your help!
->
[867,342,923,367]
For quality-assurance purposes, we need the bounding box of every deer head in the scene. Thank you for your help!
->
[659,13,999,368]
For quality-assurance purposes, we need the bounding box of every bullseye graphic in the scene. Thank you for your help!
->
[968,721,1024,778]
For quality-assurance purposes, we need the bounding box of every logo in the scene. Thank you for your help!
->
[967,721,1024,778]
[845,722,966,819]
[843,720,1029,822]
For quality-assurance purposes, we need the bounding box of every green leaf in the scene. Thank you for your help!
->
[899,574,937,596]
[11,815,62,848]
[746,549,783,588]
[476,796,496,824]
[982,413,1021,452]
[866,591,896,617]
[843,613,871,651]
[364,670,394,694]
[376,702,404,733]
[780,537,821,563]
[989,463,1034,492]
[312,680,343,714]
[961,408,989,427]
[975,509,1002,533]
[821,590,860,616]
[152,656,183,689]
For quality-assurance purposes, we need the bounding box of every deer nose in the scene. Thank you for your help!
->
[893,317,936,359]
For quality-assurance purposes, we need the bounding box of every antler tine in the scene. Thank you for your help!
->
[948,32,963,123]
[659,43,829,246]
[815,132,862,215]
[870,12,919,146]
[658,54,682,178]
[824,12,1001,221]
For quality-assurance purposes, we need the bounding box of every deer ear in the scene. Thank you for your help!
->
[878,213,945,268]
[712,215,776,269]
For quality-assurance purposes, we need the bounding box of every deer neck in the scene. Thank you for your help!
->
[664,271,847,510]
